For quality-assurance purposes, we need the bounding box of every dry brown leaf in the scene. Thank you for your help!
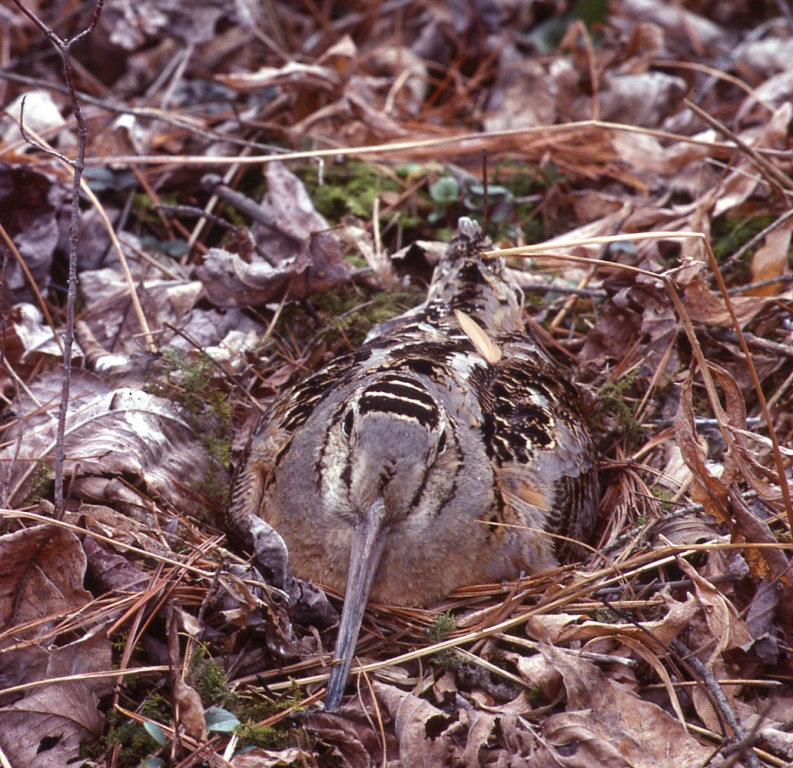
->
[174,677,206,741]
[527,591,698,654]
[678,559,753,660]
[0,524,91,640]
[0,681,106,766]
[681,273,771,327]
[0,523,110,764]
[502,651,563,700]
[675,375,731,524]
[538,645,715,767]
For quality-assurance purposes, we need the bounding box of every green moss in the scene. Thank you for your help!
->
[595,370,646,452]
[105,718,161,763]
[145,349,232,505]
[710,213,774,265]
[296,161,403,221]
[21,460,52,506]
[230,684,308,752]
[189,646,236,709]
[310,282,426,348]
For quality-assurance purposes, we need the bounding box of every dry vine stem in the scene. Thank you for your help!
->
[489,229,793,531]
[80,118,743,169]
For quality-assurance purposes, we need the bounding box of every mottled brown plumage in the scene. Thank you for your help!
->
[228,218,598,709]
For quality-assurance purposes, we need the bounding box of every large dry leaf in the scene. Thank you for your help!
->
[0,525,111,764]
[680,273,773,328]
[80,267,203,355]
[0,680,105,767]
[537,645,715,767]
[526,590,699,654]
[196,162,350,307]
[0,524,91,641]
[678,559,753,661]
[372,680,537,767]
[0,371,214,510]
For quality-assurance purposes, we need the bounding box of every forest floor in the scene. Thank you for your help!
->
[1,1,793,766]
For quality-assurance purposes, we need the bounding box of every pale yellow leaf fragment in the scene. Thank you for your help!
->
[454,309,502,364]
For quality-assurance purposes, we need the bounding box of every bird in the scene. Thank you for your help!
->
[228,217,598,710]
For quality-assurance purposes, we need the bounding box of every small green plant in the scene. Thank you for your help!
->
[311,282,426,348]
[229,684,307,752]
[429,610,458,670]
[710,213,774,265]
[105,718,162,764]
[429,610,456,642]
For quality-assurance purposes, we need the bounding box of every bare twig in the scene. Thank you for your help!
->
[9,0,106,517]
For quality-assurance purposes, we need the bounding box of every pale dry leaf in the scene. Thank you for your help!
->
[1,89,66,147]
[216,61,341,93]
[365,45,428,116]
[610,131,669,175]
[455,309,502,364]
[748,220,792,296]
[738,37,793,75]
[196,246,313,308]
[485,52,560,132]
[7,303,73,365]
[713,102,793,218]
[594,71,688,128]
[527,591,699,654]
[737,67,793,122]
[79,267,204,355]
[619,0,728,49]
[230,747,315,767]
[0,371,215,511]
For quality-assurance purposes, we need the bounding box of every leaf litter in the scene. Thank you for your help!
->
[1,0,793,766]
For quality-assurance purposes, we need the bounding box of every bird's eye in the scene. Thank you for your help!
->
[437,429,447,454]
[342,409,355,437]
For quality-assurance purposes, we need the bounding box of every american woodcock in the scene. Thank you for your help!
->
[228,217,598,710]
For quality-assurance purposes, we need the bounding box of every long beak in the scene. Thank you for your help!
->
[325,497,387,711]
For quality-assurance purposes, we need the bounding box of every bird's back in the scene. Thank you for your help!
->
[228,218,598,606]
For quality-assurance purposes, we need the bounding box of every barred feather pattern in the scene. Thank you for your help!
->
[228,217,598,607]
